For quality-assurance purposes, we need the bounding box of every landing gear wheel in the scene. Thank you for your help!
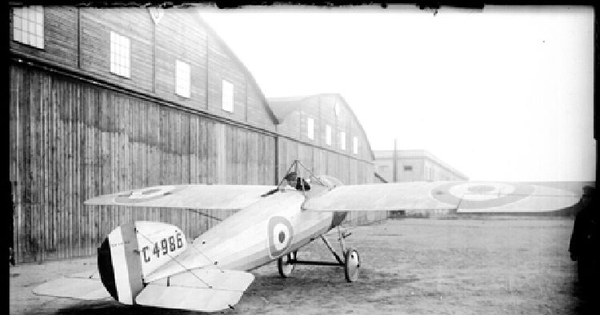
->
[344,248,360,282]
[278,251,297,278]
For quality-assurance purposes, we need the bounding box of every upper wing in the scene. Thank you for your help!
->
[303,181,582,213]
[85,184,276,210]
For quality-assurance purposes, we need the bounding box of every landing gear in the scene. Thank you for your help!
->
[277,251,297,278]
[344,248,360,282]
[277,227,360,283]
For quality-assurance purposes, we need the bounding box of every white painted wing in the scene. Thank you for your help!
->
[135,269,254,312]
[303,181,582,213]
[84,185,276,210]
[33,270,111,300]
[303,182,455,211]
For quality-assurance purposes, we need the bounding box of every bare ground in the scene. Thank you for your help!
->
[9,217,596,315]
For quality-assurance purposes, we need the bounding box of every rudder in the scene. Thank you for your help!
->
[97,221,187,305]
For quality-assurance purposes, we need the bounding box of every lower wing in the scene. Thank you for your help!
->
[303,181,583,213]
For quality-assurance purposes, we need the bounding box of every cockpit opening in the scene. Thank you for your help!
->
[259,160,341,198]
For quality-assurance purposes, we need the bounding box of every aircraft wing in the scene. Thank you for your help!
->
[84,184,276,210]
[303,181,582,213]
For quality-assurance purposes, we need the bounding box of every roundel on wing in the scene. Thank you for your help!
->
[431,182,535,210]
[113,185,184,204]
[267,216,294,259]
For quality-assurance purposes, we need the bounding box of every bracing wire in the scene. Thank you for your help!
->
[295,160,327,186]
[188,209,223,222]
[135,229,216,289]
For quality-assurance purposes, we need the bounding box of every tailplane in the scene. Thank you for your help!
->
[33,221,255,312]
[136,269,255,312]
[34,221,188,305]
[33,270,110,300]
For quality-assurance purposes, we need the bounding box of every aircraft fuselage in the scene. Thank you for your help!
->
[144,184,344,283]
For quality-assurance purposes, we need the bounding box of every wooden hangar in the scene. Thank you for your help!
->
[8,7,379,263]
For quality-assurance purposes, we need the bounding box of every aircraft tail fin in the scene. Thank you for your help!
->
[135,269,254,312]
[33,270,111,300]
[96,221,188,305]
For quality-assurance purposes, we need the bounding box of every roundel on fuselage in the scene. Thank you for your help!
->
[267,216,294,259]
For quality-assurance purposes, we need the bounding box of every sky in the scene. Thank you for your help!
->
[199,5,595,182]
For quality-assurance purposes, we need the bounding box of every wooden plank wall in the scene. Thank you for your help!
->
[9,64,277,263]
[9,9,380,264]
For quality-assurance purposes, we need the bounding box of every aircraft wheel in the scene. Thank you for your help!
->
[344,248,360,282]
[278,251,296,278]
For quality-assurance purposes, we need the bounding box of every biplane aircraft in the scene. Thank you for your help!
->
[34,160,581,312]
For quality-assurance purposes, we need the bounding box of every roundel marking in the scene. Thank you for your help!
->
[431,182,535,210]
[466,185,496,194]
[113,186,184,204]
[267,216,294,259]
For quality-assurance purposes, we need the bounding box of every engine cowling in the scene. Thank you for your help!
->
[97,221,187,304]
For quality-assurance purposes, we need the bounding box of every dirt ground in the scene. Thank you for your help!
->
[9,217,596,315]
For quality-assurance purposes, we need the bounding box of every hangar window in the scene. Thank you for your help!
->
[353,136,358,155]
[307,117,314,140]
[222,79,234,113]
[110,31,131,78]
[175,60,191,98]
[340,131,346,150]
[12,6,44,49]
[403,165,413,172]
[325,125,332,146]
[334,102,340,117]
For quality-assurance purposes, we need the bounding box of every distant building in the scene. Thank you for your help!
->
[374,150,468,182]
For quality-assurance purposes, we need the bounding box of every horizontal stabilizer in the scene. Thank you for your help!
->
[33,270,110,300]
[135,269,254,312]
[85,185,275,210]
